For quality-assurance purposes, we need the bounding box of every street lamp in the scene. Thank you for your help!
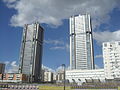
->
[62,64,66,90]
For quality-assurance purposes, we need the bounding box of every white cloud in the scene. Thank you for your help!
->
[50,46,65,50]
[44,39,64,45]
[4,61,19,73]
[45,39,69,51]
[56,65,69,73]
[42,64,55,72]
[65,43,70,52]
[11,61,17,67]
[49,43,69,51]
[4,61,10,66]
[3,0,120,28]
[93,30,120,44]
[95,64,100,69]
[56,66,63,72]
[95,54,103,59]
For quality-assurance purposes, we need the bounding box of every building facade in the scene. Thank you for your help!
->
[103,41,120,79]
[56,71,64,83]
[70,14,94,70]
[0,63,5,74]
[43,71,53,82]
[0,73,28,83]
[19,23,44,82]
[66,69,105,83]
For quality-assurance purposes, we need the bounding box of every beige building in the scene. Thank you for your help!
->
[41,69,54,83]
[56,71,64,83]
[44,71,53,82]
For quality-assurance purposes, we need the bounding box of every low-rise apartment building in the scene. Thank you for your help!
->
[0,73,28,83]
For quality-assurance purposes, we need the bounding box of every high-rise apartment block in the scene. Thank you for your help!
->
[19,23,44,82]
[70,14,94,70]
[0,63,5,74]
[103,41,120,79]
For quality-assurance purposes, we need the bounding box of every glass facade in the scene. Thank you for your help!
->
[19,23,44,82]
[70,14,94,70]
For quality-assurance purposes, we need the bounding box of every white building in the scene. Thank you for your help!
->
[41,66,54,83]
[56,71,64,83]
[44,71,53,82]
[103,41,120,79]
[65,41,120,84]
[70,14,94,70]
[66,69,105,83]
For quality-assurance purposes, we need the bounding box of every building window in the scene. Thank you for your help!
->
[118,42,120,45]
[104,44,107,47]
[110,44,112,47]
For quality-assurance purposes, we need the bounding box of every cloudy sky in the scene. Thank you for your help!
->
[0,0,120,72]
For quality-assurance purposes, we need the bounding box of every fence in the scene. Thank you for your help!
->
[0,84,39,90]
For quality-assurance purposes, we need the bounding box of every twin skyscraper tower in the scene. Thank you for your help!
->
[70,14,94,70]
[19,14,94,82]
[19,23,44,82]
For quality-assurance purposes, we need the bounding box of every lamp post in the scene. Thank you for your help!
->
[62,64,66,90]
[2,73,3,83]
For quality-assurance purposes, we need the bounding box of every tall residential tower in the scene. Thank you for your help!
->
[70,14,94,70]
[19,23,44,82]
